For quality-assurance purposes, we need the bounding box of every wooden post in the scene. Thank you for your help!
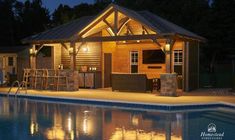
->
[70,41,76,70]
[165,39,175,73]
[166,52,171,73]
[30,44,36,69]
[114,10,118,36]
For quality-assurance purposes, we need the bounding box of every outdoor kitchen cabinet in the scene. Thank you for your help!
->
[79,72,102,88]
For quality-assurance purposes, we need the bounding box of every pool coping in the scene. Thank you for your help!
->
[1,93,235,111]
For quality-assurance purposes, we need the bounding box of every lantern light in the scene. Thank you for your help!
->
[68,47,73,55]
[165,43,171,52]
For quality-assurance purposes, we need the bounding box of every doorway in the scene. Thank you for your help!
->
[130,51,138,73]
[104,53,112,87]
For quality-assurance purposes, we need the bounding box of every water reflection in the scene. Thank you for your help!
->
[0,97,234,140]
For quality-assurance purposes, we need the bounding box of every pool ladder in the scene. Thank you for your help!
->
[8,80,27,96]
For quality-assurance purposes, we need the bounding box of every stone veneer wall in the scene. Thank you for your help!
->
[160,73,177,96]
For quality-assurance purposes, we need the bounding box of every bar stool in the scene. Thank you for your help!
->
[45,69,58,90]
[30,69,36,89]
[33,69,44,89]
[56,70,69,91]
[23,69,31,88]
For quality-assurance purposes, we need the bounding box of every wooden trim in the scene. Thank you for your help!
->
[152,39,162,48]
[79,34,164,42]
[185,41,189,91]
[36,44,44,54]
[61,43,69,51]
[197,42,200,88]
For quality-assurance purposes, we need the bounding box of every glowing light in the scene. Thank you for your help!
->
[165,43,171,52]
[68,47,74,54]
[68,116,72,132]
[137,40,140,43]
[122,41,126,43]
[82,47,88,52]
[30,122,39,135]
[131,115,139,126]
[29,49,33,54]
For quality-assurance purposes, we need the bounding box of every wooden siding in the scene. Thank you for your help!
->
[101,28,166,79]
[61,42,101,70]
[53,44,62,69]
[184,41,199,91]
[17,49,30,81]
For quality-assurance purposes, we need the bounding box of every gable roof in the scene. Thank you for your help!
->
[22,16,93,43]
[22,3,205,44]
[137,11,205,40]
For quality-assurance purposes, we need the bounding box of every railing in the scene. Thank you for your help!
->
[8,80,27,96]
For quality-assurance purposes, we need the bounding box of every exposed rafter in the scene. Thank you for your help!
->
[142,26,149,35]
[103,19,115,36]
[114,9,118,35]
[79,9,114,38]
[117,17,130,35]
[126,25,134,35]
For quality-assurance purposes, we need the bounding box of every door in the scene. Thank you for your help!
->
[104,53,112,87]
[173,50,183,89]
[130,51,138,73]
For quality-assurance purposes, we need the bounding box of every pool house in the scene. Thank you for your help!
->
[22,4,205,92]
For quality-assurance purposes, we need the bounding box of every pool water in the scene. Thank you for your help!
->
[0,97,234,140]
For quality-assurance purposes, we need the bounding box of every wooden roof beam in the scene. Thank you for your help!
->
[79,9,114,38]
[76,42,85,55]
[103,19,115,36]
[117,17,130,35]
[114,9,118,36]
[78,34,164,42]
[126,25,134,35]
[142,26,149,35]
[61,42,69,51]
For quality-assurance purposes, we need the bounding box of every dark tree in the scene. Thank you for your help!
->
[52,4,74,25]
[0,0,17,46]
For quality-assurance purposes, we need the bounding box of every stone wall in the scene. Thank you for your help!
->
[160,73,177,96]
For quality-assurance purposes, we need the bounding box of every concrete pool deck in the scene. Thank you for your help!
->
[0,87,235,105]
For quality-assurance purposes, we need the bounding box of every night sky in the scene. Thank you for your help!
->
[19,0,94,13]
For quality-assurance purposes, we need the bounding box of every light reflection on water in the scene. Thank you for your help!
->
[0,97,234,140]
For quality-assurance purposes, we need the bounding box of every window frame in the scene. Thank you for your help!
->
[173,50,183,65]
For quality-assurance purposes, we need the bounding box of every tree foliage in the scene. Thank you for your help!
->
[0,0,50,46]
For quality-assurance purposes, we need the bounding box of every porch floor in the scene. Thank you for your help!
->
[0,87,235,105]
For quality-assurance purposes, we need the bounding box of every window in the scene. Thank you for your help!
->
[131,51,138,65]
[174,50,183,65]
[8,57,14,66]
[174,50,183,75]
[130,51,138,73]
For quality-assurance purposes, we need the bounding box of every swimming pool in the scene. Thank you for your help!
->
[0,97,234,140]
